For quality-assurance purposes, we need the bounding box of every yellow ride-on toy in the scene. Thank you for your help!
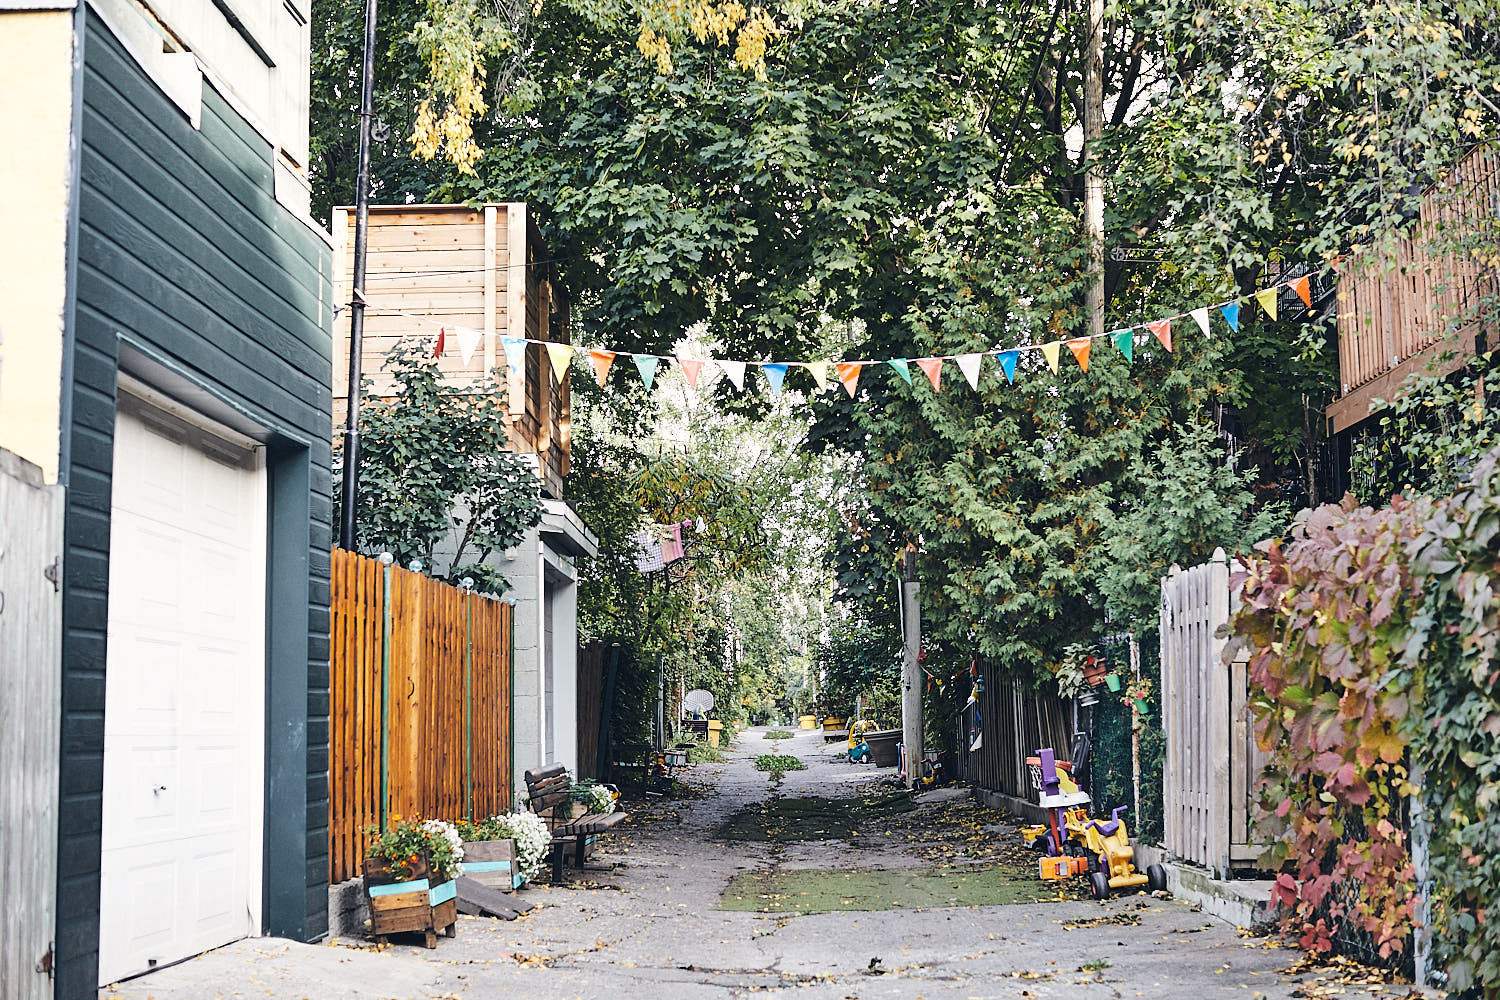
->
[1078,805,1166,899]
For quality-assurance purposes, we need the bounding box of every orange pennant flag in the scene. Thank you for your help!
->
[1066,338,1092,373]
[836,362,863,397]
[1290,275,1312,308]
[1146,319,1172,352]
[915,357,943,391]
[589,349,616,387]
[677,356,702,388]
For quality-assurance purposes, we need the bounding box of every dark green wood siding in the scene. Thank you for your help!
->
[58,11,332,996]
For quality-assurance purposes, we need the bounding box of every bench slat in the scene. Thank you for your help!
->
[558,811,628,837]
[524,763,567,784]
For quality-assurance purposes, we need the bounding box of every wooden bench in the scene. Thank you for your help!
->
[524,764,628,879]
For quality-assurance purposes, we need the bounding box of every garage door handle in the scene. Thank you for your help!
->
[153,785,167,794]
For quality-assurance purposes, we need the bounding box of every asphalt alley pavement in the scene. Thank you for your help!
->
[101,726,1418,1000]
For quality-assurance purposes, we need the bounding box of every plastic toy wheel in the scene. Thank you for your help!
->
[1090,872,1111,900]
[1096,854,1109,874]
[1044,833,1059,857]
[1065,841,1083,857]
[1147,863,1167,892]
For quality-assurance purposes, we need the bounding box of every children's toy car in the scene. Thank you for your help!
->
[1077,805,1167,899]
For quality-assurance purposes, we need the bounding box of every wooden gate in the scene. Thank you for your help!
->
[328,549,515,883]
[0,450,63,1000]
[1160,549,1268,875]
[961,672,1073,803]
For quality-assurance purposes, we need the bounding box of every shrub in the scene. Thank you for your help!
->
[754,754,806,772]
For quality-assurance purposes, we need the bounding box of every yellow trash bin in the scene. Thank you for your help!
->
[799,715,816,730]
[707,720,723,748]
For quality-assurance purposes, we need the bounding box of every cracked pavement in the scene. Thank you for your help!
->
[100,727,1417,999]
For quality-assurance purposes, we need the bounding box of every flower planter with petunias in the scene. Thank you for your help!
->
[362,818,464,947]
[460,812,550,886]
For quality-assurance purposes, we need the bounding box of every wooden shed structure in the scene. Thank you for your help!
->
[332,203,572,498]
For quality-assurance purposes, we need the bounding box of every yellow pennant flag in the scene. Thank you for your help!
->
[1040,341,1061,374]
[546,343,574,384]
[805,361,831,392]
[1256,288,1278,321]
[1066,338,1091,373]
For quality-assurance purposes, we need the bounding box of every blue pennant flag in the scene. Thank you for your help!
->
[501,336,527,375]
[761,363,789,398]
[995,350,1019,384]
[1220,302,1240,332]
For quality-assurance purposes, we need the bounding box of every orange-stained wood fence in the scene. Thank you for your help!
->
[328,548,514,883]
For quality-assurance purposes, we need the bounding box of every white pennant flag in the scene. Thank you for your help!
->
[1191,307,1212,339]
[955,353,983,390]
[456,326,483,366]
[718,359,746,390]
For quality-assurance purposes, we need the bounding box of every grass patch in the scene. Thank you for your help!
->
[719,864,1068,914]
[721,792,913,842]
[763,730,794,740]
[754,754,806,772]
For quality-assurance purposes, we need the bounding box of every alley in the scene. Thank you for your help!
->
[100,728,1408,1000]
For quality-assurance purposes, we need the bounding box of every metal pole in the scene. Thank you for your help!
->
[339,0,379,550]
[900,546,922,790]
[1083,0,1105,341]
[1129,632,1141,825]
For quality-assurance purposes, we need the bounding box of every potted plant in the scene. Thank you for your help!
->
[363,817,463,947]
[463,811,550,885]
[1081,655,1108,687]
[1126,676,1154,716]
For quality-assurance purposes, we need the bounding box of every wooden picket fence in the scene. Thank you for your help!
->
[1159,549,1269,876]
[328,548,514,883]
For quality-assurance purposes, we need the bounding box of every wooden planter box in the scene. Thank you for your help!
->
[462,839,524,891]
[363,855,458,948]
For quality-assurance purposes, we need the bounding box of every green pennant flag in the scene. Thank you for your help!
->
[1110,329,1134,363]
[886,358,912,384]
[633,354,660,391]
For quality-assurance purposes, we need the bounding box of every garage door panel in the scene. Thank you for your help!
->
[100,404,266,986]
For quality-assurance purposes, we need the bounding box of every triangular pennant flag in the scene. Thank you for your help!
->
[1256,288,1278,321]
[589,349,616,387]
[1039,341,1061,373]
[1191,307,1211,339]
[634,354,660,391]
[456,325,482,365]
[1219,303,1240,332]
[718,359,746,390]
[677,356,702,388]
[915,357,943,391]
[1146,319,1172,352]
[1066,338,1092,373]
[1291,275,1312,308]
[432,326,446,358]
[836,362,863,397]
[995,350,1019,383]
[886,358,912,384]
[955,353,983,390]
[761,362,788,398]
[1110,329,1134,363]
[502,335,527,374]
[546,343,574,383]
[805,361,831,392]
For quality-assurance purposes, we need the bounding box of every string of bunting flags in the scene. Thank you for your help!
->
[366,273,1313,397]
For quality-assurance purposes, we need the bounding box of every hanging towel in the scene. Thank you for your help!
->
[661,522,685,564]
[633,530,665,573]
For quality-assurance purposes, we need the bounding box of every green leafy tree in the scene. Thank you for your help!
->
[333,341,542,593]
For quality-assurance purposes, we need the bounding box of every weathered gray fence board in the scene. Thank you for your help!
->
[1160,549,1263,876]
[0,449,63,1000]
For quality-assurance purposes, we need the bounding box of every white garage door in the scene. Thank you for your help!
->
[99,391,266,985]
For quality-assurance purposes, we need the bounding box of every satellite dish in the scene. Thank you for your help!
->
[683,689,715,716]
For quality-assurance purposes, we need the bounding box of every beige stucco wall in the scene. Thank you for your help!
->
[0,10,74,484]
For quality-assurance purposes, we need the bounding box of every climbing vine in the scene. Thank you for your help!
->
[1230,496,1429,959]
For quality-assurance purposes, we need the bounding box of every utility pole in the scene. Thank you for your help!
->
[899,546,922,789]
[1083,0,1105,341]
[339,0,379,550]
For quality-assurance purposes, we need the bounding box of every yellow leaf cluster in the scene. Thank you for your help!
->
[637,1,777,81]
